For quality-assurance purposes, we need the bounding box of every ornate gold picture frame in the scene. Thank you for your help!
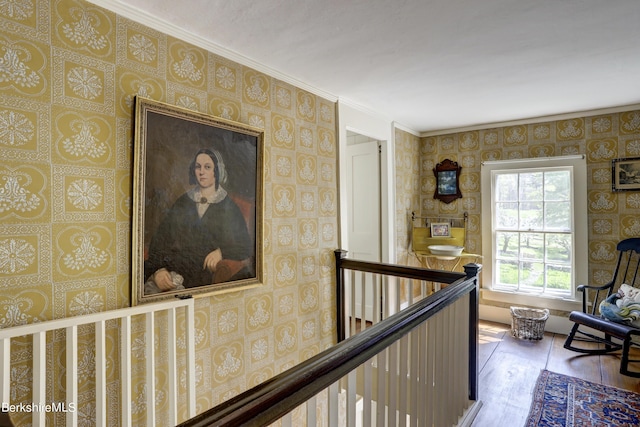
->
[132,97,264,304]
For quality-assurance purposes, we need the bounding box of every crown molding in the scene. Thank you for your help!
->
[87,0,338,102]
[393,121,421,137]
[336,97,392,123]
[420,102,640,137]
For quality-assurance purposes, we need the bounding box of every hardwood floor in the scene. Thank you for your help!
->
[471,320,640,427]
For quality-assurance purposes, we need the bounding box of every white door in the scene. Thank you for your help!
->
[346,137,380,320]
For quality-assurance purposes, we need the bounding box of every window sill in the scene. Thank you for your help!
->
[481,288,583,312]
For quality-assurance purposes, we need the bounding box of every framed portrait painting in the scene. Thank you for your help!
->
[612,157,640,192]
[132,97,264,304]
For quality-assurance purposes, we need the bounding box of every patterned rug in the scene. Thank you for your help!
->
[525,370,640,426]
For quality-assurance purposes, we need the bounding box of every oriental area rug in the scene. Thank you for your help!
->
[525,370,640,427]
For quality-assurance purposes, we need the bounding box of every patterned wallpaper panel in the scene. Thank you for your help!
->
[394,128,421,268]
[417,111,640,297]
[0,0,337,425]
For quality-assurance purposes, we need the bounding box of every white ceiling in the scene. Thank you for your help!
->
[93,0,640,133]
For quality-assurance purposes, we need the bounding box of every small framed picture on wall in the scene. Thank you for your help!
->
[430,222,451,237]
[433,159,462,203]
[612,157,640,192]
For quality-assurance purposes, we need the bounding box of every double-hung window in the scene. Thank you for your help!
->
[481,156,588,302]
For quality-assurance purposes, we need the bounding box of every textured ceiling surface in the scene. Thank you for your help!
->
[94,0,640,132]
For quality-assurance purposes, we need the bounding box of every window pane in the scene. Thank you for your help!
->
[496,203,518,229]
[495,174,517,201]
[496,232,519,259]
[545,201,571,230]
[496,260,518,287]
[520,202,543,229]
[544,171,570,201]
[519,233,543,260]
[519,173,543,201]
[545,233,571,263]
[520,261,544,288]
[546,264,571,291]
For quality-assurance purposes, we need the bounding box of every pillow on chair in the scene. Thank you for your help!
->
[616,283,640,308]
[599,284,640,328]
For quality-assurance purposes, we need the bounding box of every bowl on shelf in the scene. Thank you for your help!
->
[428,245,464,256]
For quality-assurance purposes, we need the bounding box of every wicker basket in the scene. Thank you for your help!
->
[510,306,549,340]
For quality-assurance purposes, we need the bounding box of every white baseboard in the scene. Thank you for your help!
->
[479,304,574,336]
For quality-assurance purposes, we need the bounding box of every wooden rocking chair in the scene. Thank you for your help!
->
[564,238,640,377]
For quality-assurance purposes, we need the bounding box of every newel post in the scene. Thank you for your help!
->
[334,249,347,343]
[463,262,481,401]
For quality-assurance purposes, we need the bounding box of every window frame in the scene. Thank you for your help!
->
[481,155,588,307]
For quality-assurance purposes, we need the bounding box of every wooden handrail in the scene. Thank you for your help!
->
[334,249,475,342]
[334,249,466,281]
[178,260,480,427]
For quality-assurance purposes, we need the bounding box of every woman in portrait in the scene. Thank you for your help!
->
[144,148,253,292]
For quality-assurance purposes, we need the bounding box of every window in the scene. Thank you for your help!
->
[481,156,588,301]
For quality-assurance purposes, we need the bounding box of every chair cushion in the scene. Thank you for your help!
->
[569,311,638,338]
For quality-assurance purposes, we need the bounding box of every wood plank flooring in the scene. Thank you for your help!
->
[471,320,640,427]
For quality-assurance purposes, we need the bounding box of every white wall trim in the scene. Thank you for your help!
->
[337,97,391,124]
[421,102,640,137]
[393,121,421,137]
[481,289,583,312]
[479,304,573,336]
[87,0,338,102]
[337,101,395,263]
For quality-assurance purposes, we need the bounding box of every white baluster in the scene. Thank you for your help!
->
[32,331,46,427]
[95,320,107,427]
[66,325,78,427]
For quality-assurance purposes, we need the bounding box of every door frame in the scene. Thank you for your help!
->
[337,100,395,264]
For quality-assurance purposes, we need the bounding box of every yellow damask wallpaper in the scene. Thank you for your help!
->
[419,111,640,296]
[394,128,422,268]
[0,0,337,425]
